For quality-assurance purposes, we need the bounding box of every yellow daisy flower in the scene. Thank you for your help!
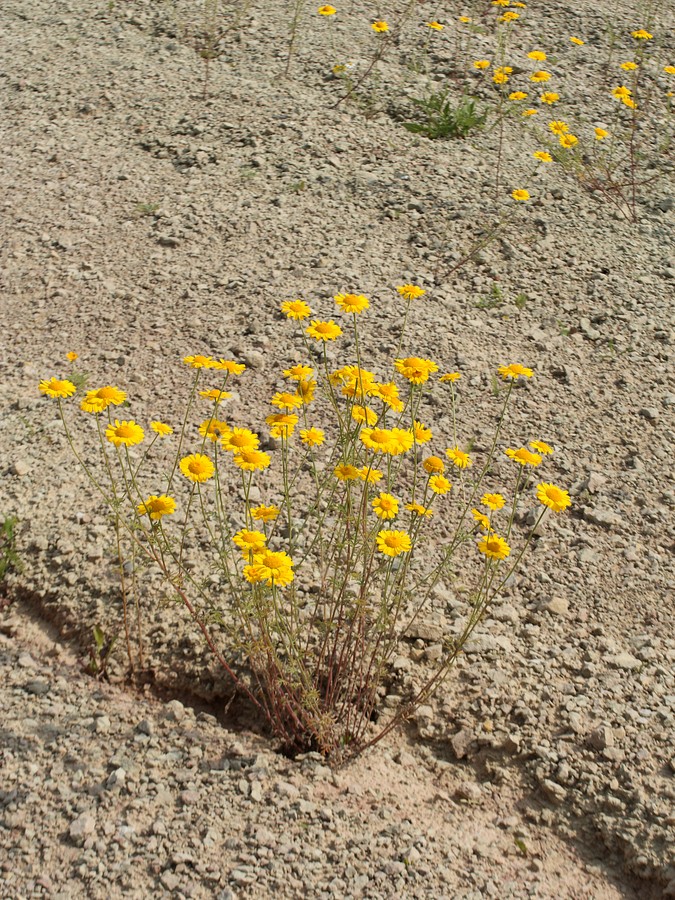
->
[372,492,399,520]
[446,446,472,469]
[281,299,311,320]
[376,530,411,557]
[180,453,215,482]
[478,532,510,560]
[136,495,176,520]
[306,320,343,341]
[105,420,144,447]
[536,482,572,513]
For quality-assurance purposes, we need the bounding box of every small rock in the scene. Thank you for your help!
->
[165,699,185,722]
[540,596,569,616]
[160,870,181,891]
[588,725,614,751]
[582,472,606,494]
[274,780,300,799]
[94,715,111,734]
[10,460,30,476]
[454,781,483,803]
[605,652,641,671]
[638,407,659,422]
[583,507,623,528]
[69,812,96,845]
[450,728,474,760]
[136,718,154,736]
[17,653,37,668]
[24,680,50,696]
[106,768,126,789]
[540,779,567,805]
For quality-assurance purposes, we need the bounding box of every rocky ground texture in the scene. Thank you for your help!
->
[1,0,674,896]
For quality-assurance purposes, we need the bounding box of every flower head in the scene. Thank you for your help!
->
[66,351,78,362]
[406,503,433,517]
[284,364,314,381]
[478,532,510,560]
[358,466,383,484]
[440,372,461,383]
[211,359,246,375]
[372,492,399,520]
[369,381,404,411]
[281,299,311,320]
[396,284,425,301]
[423,456,445,474]
[611,85,632,101]
[233,528,267,558]
[472,508,491,530]
[360,427,395,454]
[530,70,551,82]
[306,320,342,341]
[527,50,546,61]
[498,363,533,380]
[137,495,176,520]
[394,356,438,384]
[505,447,542,466]
[429,474,452,494]
[318,4,336,14]
[180,453,215,482]
[493,71,510,84]
[482,493,505,511]
[80,385,127,413]
[199,418,230,441]
[620,61,638,71]
[39,377,77,399]
[105,420,144,447]
[509,91,528,101]
[536,482,571,513]
[445,446,472,469]
[473,59,491,70]
[413,421,432,444]
[631,29,652,40]
[512,189,530,201]
[570,36,584,45]
[559,133,578,149]
[426,21,444,31]
[371,20,388,33]
[389,428,414,455]
[296,379,316,405]
[222,428,260,453]
[251,505,280,523]
[199,389,232,402]
[459,16,471,24]
[522,108,538,116]
[540,92,560,104]
[335,292,369,314]
[247,549,295,587]
[529,440,553,455]
[334,463,361,481]
[594,127,609,140]
[266,413,298,439]
[233,449,271,472]
[376,530,412,557]
[533,150,553,162]
[271,391,303,411]
[151,421,173,436]
[137,495,175,521]
[499,11,520,22]
[352,405,378,426]
[300,427,325,447]
[548,120,568,135]
[664,66,675,76]
[183,355,214,368]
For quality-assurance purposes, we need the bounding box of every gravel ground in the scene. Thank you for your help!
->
[1,0,674,896]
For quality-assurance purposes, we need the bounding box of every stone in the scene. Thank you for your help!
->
[582,472,606,494]
[69,813,96,845]
[24,680,50,696]
[450,728,474,760]
[605,652,641,671]
[160,870,181,891]
[454,781,482,803]
[540,596,569,616]
[10,460,30,476]
[583,507,623,528]
[540,779,567,805]
[165,699,186,721]
[106,768,126,789]
[588,726,614,751]
[94,715,111,734]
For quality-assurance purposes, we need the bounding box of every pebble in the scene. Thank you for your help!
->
[540,596,569,617]
[588,726,614,751]
[69,813,96,846]
[605,652,642,671]
[10,460,30,476]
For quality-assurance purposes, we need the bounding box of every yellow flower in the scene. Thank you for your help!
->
[621,96,637,109]
[296,379,316,405]
[511,189,530,201]
[493,71,510,85]
[620,61,638,71]
[105,419,144,447]
[66,351,78,362]
[410,421,431,445]
[423,455,445,474]
[498,363,533,380]
[664,66,675,76]
[371,20,388,33]
[569,36,584,45]
[211,359,246,375]
[39,378,77,400]
[522,108,538,116]
[284,364,314,381]
[199,389,232,402]
[183,354,214,368]
[499,12,519,23]
[394,356,439,384]
[151,421,173,436]
[631,30,652,40]
[429,474,451,494]
[360,427,396,454]
[389,428,415,455]
[352,405,378,426]
[222,428,260,453]
[369,381,404,411]
[505,447,542,466]
[306,320,342,341]
[376,530,411,557]
[199,418,229,441]
[445,446,472,469]
[281,299,311,320]
[540,92,560,104]
[492,0,509,6]
[559,133,578,149]
[266,413,298,439]
[611,85,632,100]
[426,22,443,31]
[335,292,369,314]
[533,150,553,162]
[317,4,336,14]
[530,70,551,83]
[527,50,546,61]
[251,505,280,523]
[300,427,325,447]
[473,60,491,70]
[358,466,383,484]
[530,440,553,455]
[406,503,433,517]
[334,463,361,481]
[536,482,572,513]
[396,283,425,301]
[137,495,176,520]
[548,120,568,135]
[372,492,399,520]
[271,391,303,411]
[82,385,127,414]
[482,493,505,510]
[472,508,491,530]
[233,528,267,558]
[594,127,609,140]
[440,372,461,383]
[180,453,215,482]
[509,91,528,100]
[478,532,510,560]
[233,449,271,471]
[248,549,295,587]
[459,16,471,24]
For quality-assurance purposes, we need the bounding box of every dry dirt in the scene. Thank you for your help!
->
[1,0,674,897]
